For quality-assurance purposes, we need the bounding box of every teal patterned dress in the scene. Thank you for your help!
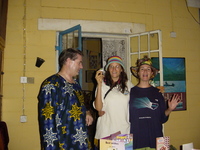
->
[38,74,91,150]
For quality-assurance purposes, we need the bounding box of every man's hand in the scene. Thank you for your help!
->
[86,111,93,126]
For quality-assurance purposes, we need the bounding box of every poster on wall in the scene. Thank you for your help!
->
[89,55,98,69]
[151,57,186,111]
[102,38,127,70]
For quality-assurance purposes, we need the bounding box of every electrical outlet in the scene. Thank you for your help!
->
[20,115,27,123]
[27,77,34,84]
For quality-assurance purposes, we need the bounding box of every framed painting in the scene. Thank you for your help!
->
[151,57,186,111]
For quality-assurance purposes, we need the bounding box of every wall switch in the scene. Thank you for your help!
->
[170,31,176,38]
[20,77,27,83]
[20,115,27,123]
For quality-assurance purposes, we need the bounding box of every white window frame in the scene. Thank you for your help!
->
[127,30,163,86]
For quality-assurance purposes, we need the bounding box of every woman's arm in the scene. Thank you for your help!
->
[94,70,104,111]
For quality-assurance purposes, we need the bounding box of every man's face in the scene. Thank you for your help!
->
[69,54,83,77]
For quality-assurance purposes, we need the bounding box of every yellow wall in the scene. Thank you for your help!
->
[2,0,200,149]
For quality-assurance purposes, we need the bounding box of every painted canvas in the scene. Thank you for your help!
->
[151,57,186,110]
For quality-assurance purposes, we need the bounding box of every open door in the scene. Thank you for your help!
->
[55,24,83,86]
[128,30,163,87]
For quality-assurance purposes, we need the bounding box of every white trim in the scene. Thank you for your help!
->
[38,18,145,34]
[55,50,59,73]
[128,30,163,86]
[42,18,146,76]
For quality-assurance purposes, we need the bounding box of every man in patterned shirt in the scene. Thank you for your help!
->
[38,48,93,150]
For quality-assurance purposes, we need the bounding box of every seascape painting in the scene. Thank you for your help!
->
[151,57,186,110]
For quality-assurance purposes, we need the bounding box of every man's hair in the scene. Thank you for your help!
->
[58,48,83,69]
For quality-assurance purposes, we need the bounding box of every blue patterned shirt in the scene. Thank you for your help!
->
[38,74,91,150]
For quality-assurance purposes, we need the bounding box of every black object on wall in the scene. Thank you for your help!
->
[35,57,45,68]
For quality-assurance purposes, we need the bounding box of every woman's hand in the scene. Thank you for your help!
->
[95,70,104,85]
[168,94,181,111]
[98,110,105,117]
[165,94,181,116]
[94,70,104,111]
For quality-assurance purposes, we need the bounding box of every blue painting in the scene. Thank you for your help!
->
[151,57,186,110]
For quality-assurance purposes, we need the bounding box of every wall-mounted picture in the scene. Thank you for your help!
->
[151,57,186,111]
[89,55,98,69]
